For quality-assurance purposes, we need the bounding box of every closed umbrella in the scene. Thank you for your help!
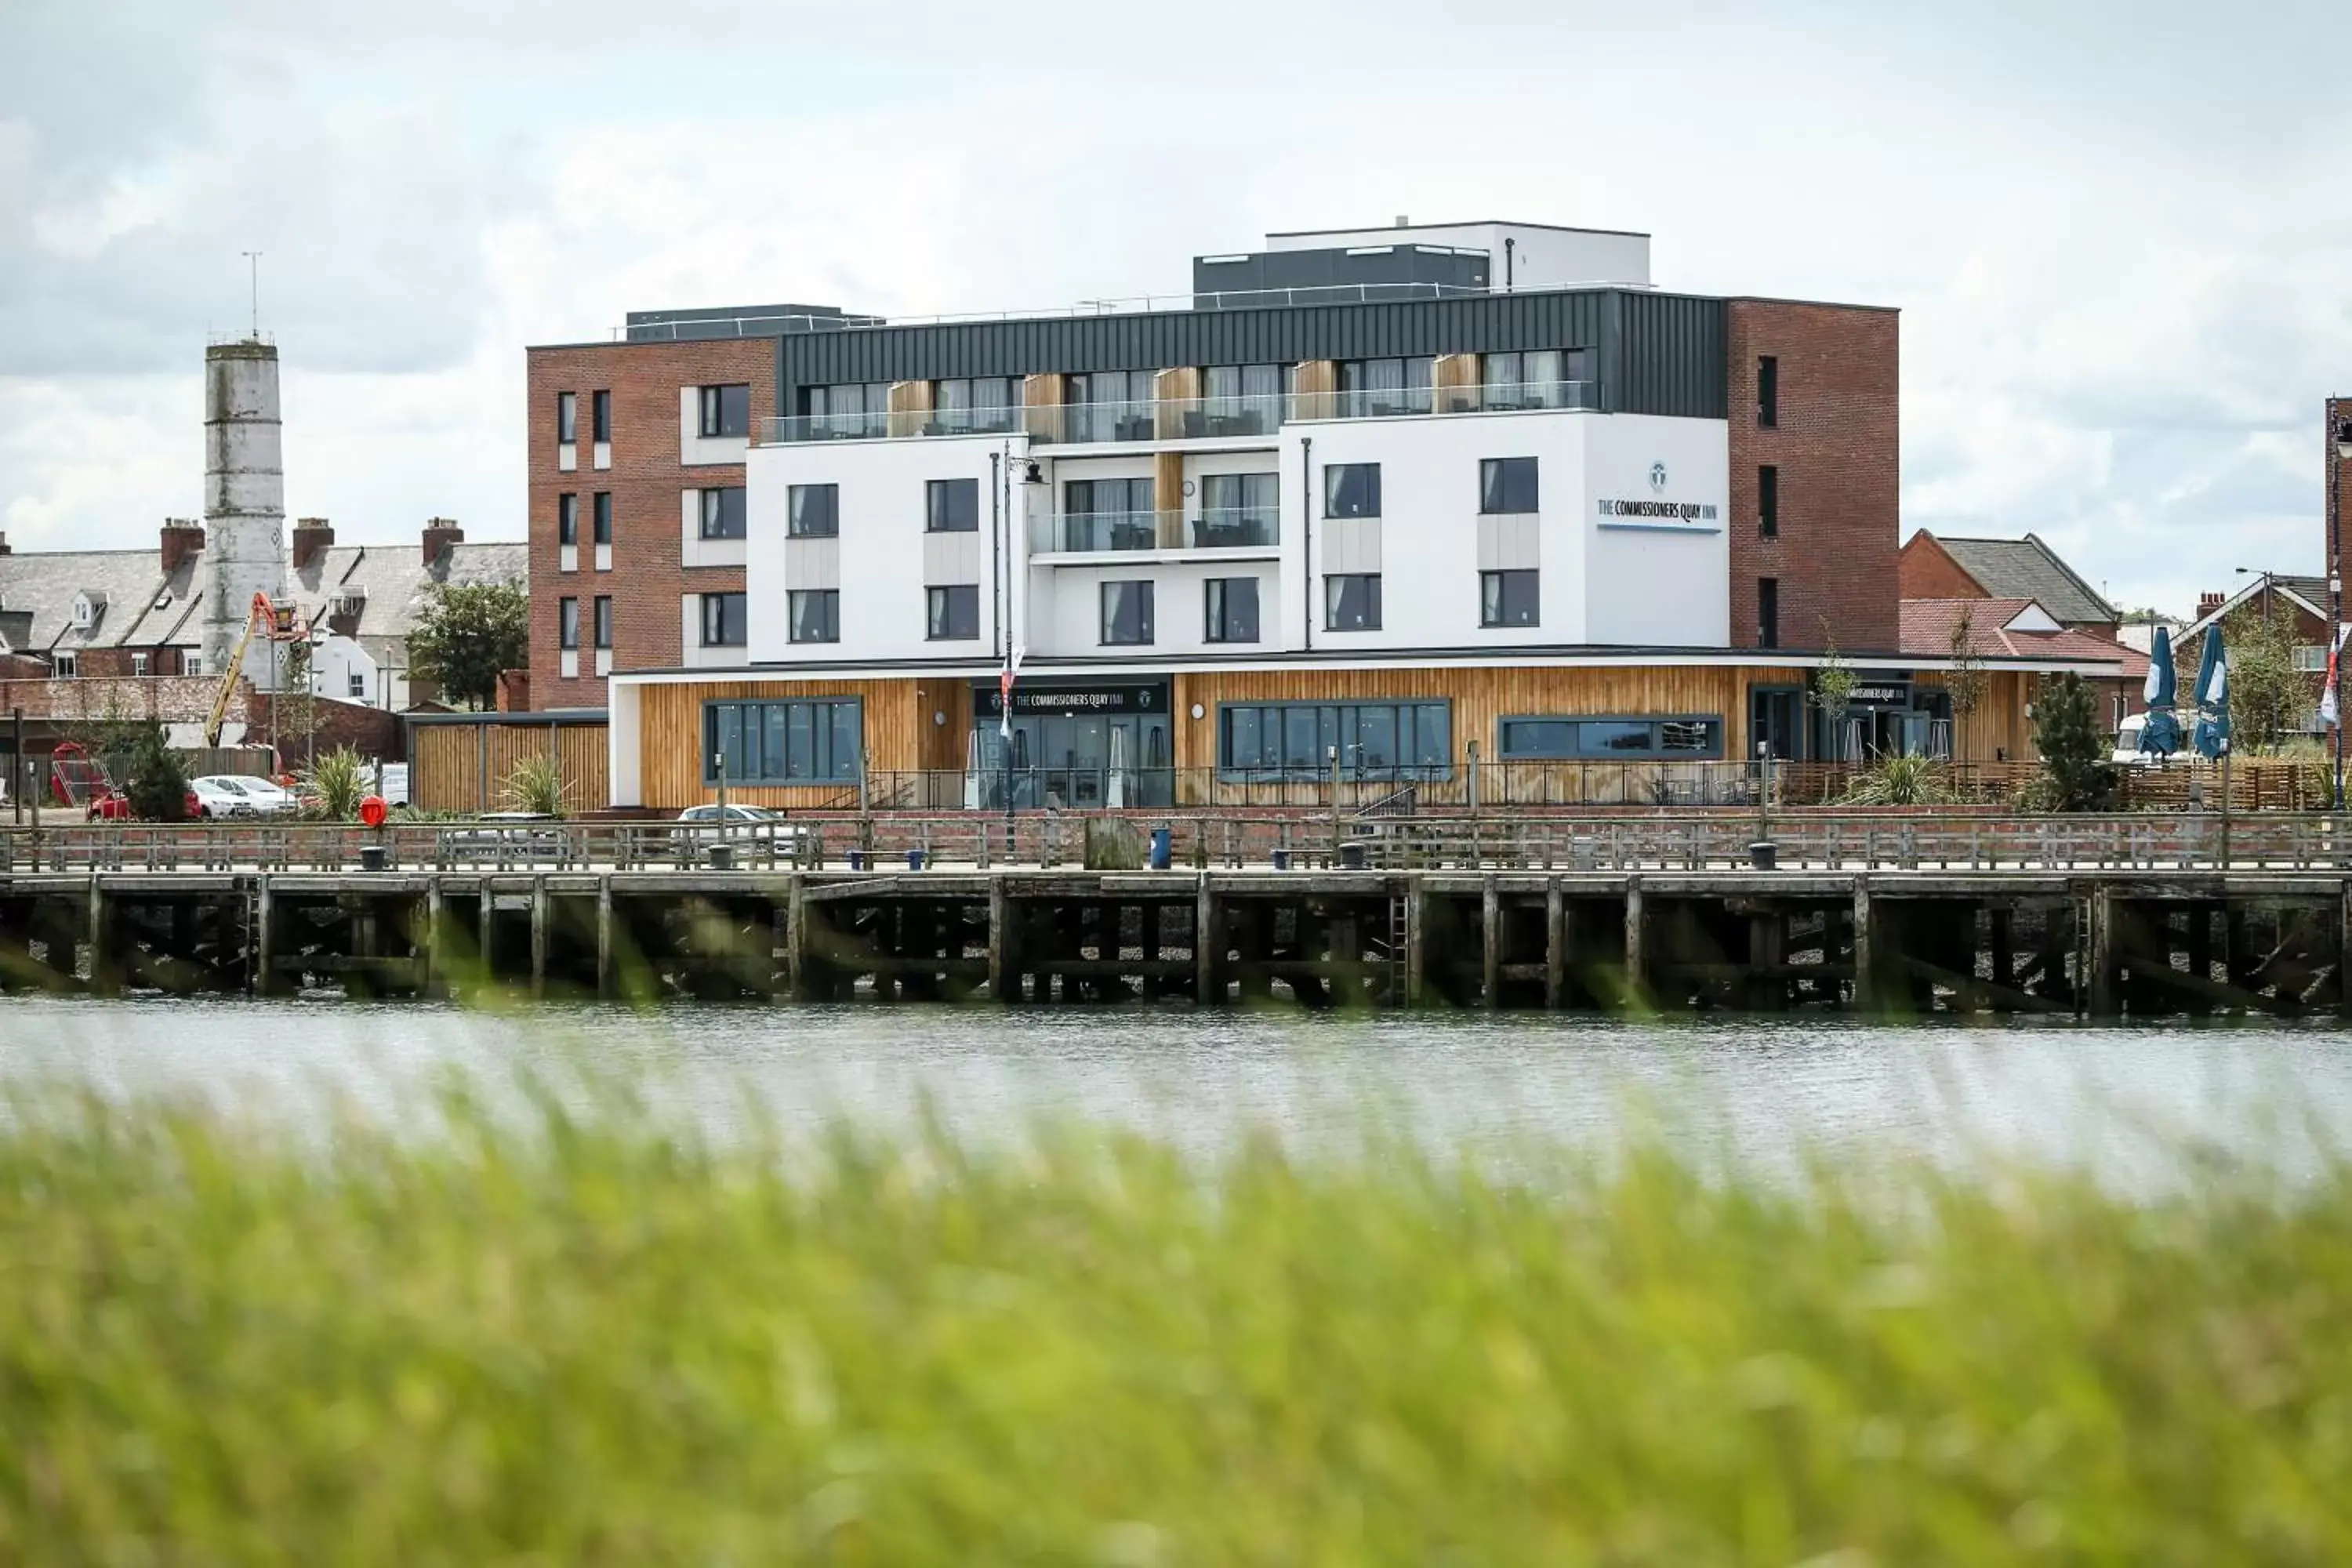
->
[2139,625,2181,757]
[2191,621,2230,761]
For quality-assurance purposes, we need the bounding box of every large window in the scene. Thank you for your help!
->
[927,585,979,641]
[1335,357,1433,416]
[591,389,611,443]
[698,383,750,438]
[1062,477,1155,551]
[1323,463,1381,518]
[1068,369,1157,442]
[1499,716,1724,760]
[700,487,746,540]
[804,383,890,438]
[703,699,863,785]
[557,492,578,546]
[593,596,612,650]
[593,492,612,546]
[701,591,747,648]
[926,477,979,533]
[1479,457,1538,514]
[788,484,839,539]
[1479,569,1540,627]
[1199,472,1278,546]
[555,391,577,444]
[1475,350,1592,410]
[1205,577,1259,643]
[788,590,839,644]
[1325,573,1381,631]
[558,597,579,650]
[1100,581,1155,645]
[1199,364,1285,434]
[1218,701,1452,779]
[931,377,1017,434]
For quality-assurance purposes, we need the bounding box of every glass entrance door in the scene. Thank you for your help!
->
[972,712,1174,808]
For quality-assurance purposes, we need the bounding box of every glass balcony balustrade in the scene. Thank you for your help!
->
[1027,509,1281,555]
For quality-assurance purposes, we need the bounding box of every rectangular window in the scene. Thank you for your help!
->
[1205,577,1260,643]
[1759,464,1779,537]
[699,383,751,437]
[130,652,149,677]
[927,585,980,641]
[593,492,612,546]
[555,391,577,444]
[183,654,198,677]
[804,383,891,439]
[51,651,77,678]
[788,590,839,644]
[1325,573,1381,630]
[1062,477,1155,551]
[1198,472,1278,546]
[788,484,839,538]
[591,390,611,443]
[593,596,612,650]
[701,591,747,648]
[930,377,1017,434]
[1335,357,1434,416]
[926,477,979,533]
[1757,356,1779,428]
[557,492,579,547]
[1199,363,1284,434]
[348,671,366,699]
[1758,577,1780,649]
[558,597,579,649]
[1100,581,1156,645]
[699,487,747,540]
[702,699,863,784]
[1218,701,1451,778]
[1499,716,1726,760]
[1066,369,1156,442]
[1479,569,1540,627]
[1479,457,1539,514]
[1323,463,1381,518]
[1475,349,1592,408]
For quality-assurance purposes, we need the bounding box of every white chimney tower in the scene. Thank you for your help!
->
[201,338,289,686]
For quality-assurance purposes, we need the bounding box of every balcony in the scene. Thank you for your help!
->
[1029,509,1281,557]
[1290,379,1599,423]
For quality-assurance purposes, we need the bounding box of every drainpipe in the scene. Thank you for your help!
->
[989,449,1003,662]
[1301,435,1314,652]
[1504,236,1515,292]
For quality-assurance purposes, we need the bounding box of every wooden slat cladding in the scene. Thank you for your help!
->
[412,720,611,814]
[636,677,942,810]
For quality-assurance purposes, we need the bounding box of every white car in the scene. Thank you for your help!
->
[215,775,299,816]
[671,804,804,850]
[187,777,259,818]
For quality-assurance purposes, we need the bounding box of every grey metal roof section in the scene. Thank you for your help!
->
[1265,220,1652,241]
[773,288,1729,421]
[1938,535,2118,626]
[1191,245,1488,307]
[625,303,879,343]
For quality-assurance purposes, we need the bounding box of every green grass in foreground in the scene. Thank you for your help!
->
[1,1091,2349,1564]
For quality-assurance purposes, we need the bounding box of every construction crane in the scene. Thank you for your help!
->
[203,591,314,747]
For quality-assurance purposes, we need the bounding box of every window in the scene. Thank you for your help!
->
[931,377,1017,434]
[1335,357,1434,416]
[1499,716,1725,760]
[183,654,201,677]
[348,671,366,699]
[1218,700,1452,778]
[557,493,579,547]
[1205,577,1259,643]
[555,391,577,444]
[1479,457,1539,514]
[699,383,751,438]
[926,477,979,533]
[51,651,77,678]
[592,597,612,651]
[788,590,839,644]
[699,487,747,540]
[1325,573,1381,630]
[1323,463,1381,518]
[702,699,863,785]
[1100,581,1155,645]
[1759,465,1779,538]
[1480,569,1540,627]
[1757,356,1779,428]
[701,591,747,648]
[804,383,890,438]
[1198,472,1278,546]
[1758,577,1780,649]
[788,484,839,538]
[1476,349,1592,408]
[593,492,612,546]
[1200,364,1285,434]
[130,652,149,677]
[591,390,611,443]
[927,585,980,641]
[1067,369,1156,441]
[558,597,580,649]
[1062,477,1155,551]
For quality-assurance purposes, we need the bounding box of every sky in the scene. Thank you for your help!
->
[2,0,2347,616]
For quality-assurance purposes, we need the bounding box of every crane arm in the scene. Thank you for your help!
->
[201,594,271,749]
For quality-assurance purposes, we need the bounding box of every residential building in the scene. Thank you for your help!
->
[2180,572,2334,736]
[1900,598,2149,756]
[1898,532,2119,637]
[552,220,2123,810]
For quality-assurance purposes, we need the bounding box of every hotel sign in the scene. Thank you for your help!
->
[1598,498,1721,524]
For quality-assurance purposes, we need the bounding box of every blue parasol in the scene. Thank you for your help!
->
[2138,624,2181,757]
[2190,620,2230,760]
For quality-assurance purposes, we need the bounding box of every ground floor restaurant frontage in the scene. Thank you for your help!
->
[604,659,2085,814]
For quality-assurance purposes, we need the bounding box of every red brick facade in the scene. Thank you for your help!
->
[1725,299,1900,654]
[1896,532,1987,601]
[524,339,773,710]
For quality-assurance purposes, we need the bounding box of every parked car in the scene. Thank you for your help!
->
[187,777,260,818]
[670,803,806,853]
[438,811,567,862]
[87,786,205,822]
[216,775,300,816]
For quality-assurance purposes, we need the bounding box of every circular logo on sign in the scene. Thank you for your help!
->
[1649,462,1668,492]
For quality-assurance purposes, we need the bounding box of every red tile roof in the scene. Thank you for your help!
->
[1900,599,2147,675]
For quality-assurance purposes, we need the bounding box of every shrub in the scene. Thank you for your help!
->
[120,724,189,822]
[503,750,568,817]
[1839,753,1958,807]
[300,746,370,821]
[2029,673,2117,812]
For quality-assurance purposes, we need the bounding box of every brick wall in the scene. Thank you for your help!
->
[526,339,775,710]
[0,674,222,724]
[1896,532,1986,601]
[1725,300,1901,654]
[243,691,405,763]
[70,646,194,679]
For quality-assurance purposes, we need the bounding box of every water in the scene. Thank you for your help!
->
[4,997,2349,1181]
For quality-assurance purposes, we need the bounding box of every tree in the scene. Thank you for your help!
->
[1813,635,1857,762]
[2211,606,2303,754]
[2027,673,2115,812]
[121,723,190,822]
[408,581,528,711]
[1945,605,1987,760]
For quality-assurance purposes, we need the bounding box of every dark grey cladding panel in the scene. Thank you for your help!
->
[775,289,1726,419]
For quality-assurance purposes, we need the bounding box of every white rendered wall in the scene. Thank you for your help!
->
[608,681,643,806]
[201,342,288,684]
[307,632,380,706]
[1261,223,1651,289]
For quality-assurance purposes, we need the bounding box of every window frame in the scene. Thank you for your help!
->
[558,596,580,650]
[1099,580,1156,646]
[700,590,748,648]
[555,391,577,445]
[1324,572,1382,631]
[786,589,840,644]
[347,670,367,699]
[788,484,839,539]
[1759,464,1779,537]
[925,477,980,534]
[1215,699,1454,780]
[51,651,78,678]
[1479,456,1539,515]
[591,389,611,443]
[699,383,752,438]
[593,492,612,546]
[1323,463,1381,518]
[1757,356,1779,428]
[926,584,981,641]
[593,595,612,650]
[557,493,579,547]
[699,486,748,540]
[700,697,866,786]
[1479,568,1540,628]
[1497,713,1726,762]
[1758,576,1780,650]
[1204,576,1260,644]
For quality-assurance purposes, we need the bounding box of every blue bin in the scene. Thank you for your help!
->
[848,849,866,871]
[907,848,928,870]
[1149,827,1172,870]
[1272,848,1291,871]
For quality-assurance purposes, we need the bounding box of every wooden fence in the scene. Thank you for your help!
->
[406,716,609,814]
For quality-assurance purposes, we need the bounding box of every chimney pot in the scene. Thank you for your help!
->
[421,517,464,564]
[159,517,207,576]
[291,516,334,572]
[1394,214,1409,228]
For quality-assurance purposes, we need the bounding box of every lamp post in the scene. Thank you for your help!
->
[2332,409,2350,811]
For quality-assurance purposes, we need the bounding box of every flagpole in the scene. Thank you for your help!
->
[2331,401,2347,811]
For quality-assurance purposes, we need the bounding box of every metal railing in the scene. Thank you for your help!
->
[1028,509,1281,555]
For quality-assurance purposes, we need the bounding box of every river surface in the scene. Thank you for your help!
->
[3,997,2349,1181]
